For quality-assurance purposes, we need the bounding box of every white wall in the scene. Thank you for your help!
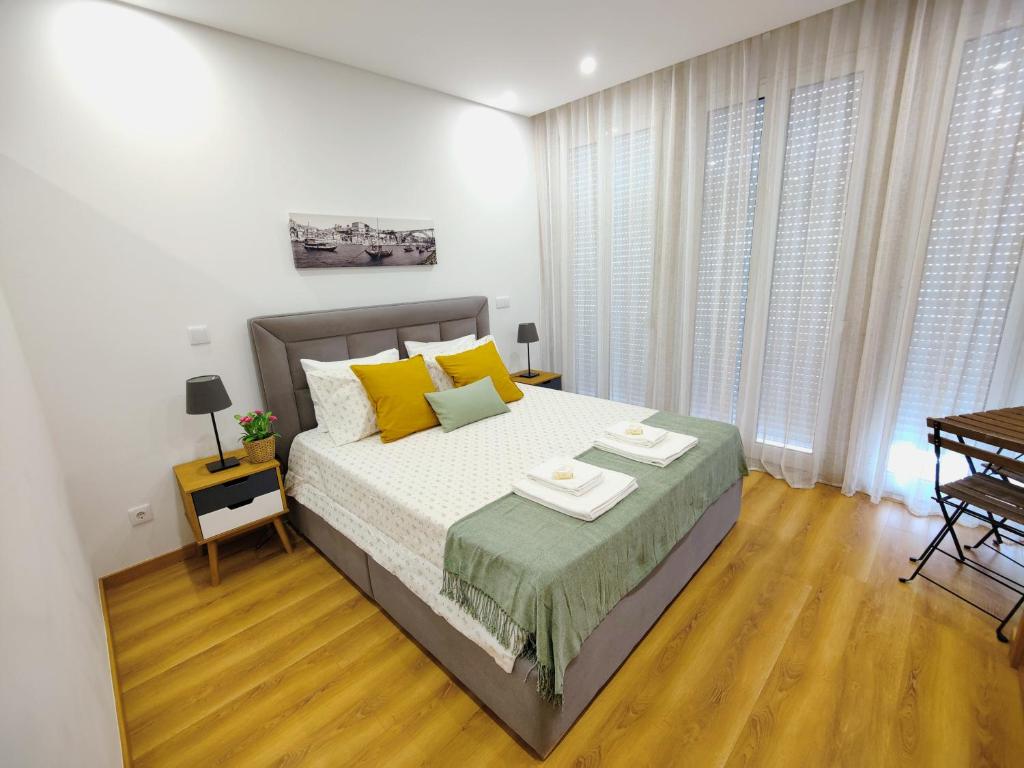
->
[0,0,542,576]
[0,282,123,766]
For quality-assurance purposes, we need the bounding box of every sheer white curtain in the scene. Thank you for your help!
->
[844,8,1024,514]
[535,0,1024,515]
[739,1,926,488]
[536,39,765,408]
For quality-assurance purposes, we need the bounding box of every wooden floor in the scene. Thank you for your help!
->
[104,472,1024,767]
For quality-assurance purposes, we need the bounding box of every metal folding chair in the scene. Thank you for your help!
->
[899,408,1024,642]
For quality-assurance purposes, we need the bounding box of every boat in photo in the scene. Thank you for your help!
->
[365,239,393,259]
[303,238,338,251]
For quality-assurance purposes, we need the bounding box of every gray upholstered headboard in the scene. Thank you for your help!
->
[248,296,490,467]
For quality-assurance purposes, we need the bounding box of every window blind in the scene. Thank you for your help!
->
[570,131,654,403]
[889,26,1024,466]
[570,143,599,396]
[757,73,862,451]
[610,129,654,405]
[691,98,765,423]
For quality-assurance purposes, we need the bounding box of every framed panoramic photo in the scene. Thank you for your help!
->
[289,213,436,268]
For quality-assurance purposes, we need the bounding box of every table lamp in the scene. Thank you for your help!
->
[186,374,240,473]
[517,322,540,378]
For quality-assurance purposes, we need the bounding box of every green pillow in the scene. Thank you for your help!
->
[424,377,510,432]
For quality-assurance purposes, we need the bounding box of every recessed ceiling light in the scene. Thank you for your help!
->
[493,90,518,110]
[579,56,597,75]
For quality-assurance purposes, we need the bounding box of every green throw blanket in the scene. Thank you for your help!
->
[441,412,747,704]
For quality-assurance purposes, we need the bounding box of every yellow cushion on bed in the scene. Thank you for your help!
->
[435,341,523,403]
[351,356,439,442]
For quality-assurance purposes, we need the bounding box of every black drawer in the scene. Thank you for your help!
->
[192,468,279,517]
[538,377,562,391]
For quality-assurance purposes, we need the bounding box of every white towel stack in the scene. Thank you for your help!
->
[513,458,637,521]
[603,421,668,448]
[526,457,604,496]
[594,424,698,467]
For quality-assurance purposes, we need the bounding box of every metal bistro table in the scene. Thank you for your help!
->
[899,406,1024,666]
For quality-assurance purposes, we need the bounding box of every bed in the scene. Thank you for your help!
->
[248,296,743,757]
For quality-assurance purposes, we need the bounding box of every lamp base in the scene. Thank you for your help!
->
[206,456,241,473]
[518,371,541,379]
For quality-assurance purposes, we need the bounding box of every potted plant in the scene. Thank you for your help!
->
[235,409,279,463]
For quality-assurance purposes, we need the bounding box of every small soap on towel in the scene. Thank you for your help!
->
[604,420,668,448]
[527,457,604,496]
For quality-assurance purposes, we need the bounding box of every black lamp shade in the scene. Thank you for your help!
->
[185,375,232,415]
[517,323,539,344]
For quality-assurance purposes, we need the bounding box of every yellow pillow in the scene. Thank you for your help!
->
[436,341,523,403]
[351,356,439,442]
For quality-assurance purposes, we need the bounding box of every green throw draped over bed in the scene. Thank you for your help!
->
[442,412,748,704]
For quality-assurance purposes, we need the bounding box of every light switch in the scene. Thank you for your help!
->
[495,296,511,309]
[187,325,210,345]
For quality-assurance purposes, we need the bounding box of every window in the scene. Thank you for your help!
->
[888,26,1024,480]
[570,131,654,403]
[757,73,862,450]
[691,98,765,422]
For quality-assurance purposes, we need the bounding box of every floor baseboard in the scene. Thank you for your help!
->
[100,526,283,588]
[98,580,132,767]
[101,543,200,589]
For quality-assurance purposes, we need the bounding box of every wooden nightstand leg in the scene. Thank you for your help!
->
[272,517,293,554]
[1010,619,1024,669]
[208,540,220,586]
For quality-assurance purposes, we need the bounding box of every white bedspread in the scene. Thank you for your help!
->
[285,385,654,670]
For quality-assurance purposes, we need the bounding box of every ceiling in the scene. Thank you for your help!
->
[120,0,848,116]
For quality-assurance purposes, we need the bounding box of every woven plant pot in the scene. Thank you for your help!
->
[244,436,276,464]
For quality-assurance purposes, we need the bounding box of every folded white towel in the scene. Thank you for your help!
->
[593,431,698,467]
[526,457,604,496]
[513,468,638,521]
[604,421,668,448]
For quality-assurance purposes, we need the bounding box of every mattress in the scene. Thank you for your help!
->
[285,385,653,670]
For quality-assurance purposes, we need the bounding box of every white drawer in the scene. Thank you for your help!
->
[198,489,283,539]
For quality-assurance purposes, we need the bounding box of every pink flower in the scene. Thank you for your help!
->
[240,416,252,424]
[253,409,263,416]
[269,415,278,422]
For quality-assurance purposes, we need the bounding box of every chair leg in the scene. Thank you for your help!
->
[996,591,1024,643]
[938,498,966,562]
[901,532,946,582]
[901,503,965,583]
[908,519,953,565]
[966,512,1005,549]
[991,515,1005,545]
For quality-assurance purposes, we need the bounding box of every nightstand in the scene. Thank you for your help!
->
[511,370,562,390]
[173,448,292,585]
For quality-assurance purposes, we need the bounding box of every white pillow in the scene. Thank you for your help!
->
[405,334,496,391]
[403,333,476,359]
[300,348,398,374]
[301,348,399,443]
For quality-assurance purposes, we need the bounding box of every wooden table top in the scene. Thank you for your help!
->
[510,369,561,386]
[173,448,280,494]
[927,406,1024,455]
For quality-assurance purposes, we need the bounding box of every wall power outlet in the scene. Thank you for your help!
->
[128,504,154,526]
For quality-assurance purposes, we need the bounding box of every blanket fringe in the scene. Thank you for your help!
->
[442,570,561,706]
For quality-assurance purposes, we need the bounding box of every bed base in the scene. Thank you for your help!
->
[288,479,741,758]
